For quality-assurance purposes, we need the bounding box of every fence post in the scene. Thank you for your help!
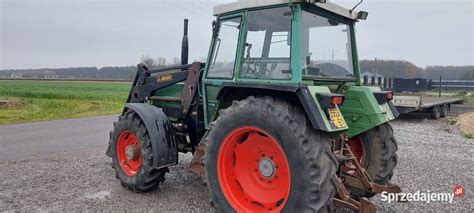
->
[439,76,442,98]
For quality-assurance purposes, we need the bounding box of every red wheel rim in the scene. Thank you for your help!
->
[116,131,142,176]
[347,137,365,165]
[217,126,290,212]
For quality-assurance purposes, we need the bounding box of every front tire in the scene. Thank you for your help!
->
[109,111,168,192]
[204,96,337,212]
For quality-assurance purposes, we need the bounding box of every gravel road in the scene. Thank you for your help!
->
[0,116,472,211]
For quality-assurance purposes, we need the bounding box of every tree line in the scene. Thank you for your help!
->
[1,57,473,80]
[360,59,474,80]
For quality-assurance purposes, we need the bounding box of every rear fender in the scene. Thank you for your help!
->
[124,103,178,169]
[216,83,348,133]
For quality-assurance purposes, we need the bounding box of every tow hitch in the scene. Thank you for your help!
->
[333,138,401,212]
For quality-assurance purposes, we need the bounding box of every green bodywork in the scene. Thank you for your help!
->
[154,2,396,138]
[340,86,396,138]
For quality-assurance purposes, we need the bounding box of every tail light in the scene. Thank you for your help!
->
[385,92,393,101]
[374,91,394,104]
[317,93,345,108]
[330,96,345,105]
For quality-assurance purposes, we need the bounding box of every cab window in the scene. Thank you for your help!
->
[207,17,242,79]
[240,7,292,80]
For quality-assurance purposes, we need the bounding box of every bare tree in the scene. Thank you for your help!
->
[170,57,181,66]
[140,55,155,68]
[155,57,167,67]
[193,57,207,63]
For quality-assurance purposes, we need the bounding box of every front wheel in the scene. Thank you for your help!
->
[109,112,168,192]
[204,96,337,212]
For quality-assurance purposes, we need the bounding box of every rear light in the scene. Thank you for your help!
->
[317,93,345,108]
[385,92,393,101]
[373,91,394,104]
[330,96,345,106]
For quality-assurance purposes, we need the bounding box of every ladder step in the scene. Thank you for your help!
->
[149,96,182,102]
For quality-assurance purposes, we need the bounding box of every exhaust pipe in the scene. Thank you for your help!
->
[181,19,189,66]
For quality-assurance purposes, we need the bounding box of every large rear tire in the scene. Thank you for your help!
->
[204,96,337,212]
[347,123,398,199]
[109,111,168,192]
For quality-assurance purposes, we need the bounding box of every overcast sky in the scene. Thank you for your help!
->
[0,0,473,70]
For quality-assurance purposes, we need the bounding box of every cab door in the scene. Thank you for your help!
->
[202,14,244,128]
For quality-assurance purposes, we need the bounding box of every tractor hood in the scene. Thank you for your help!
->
[213,0,359,20]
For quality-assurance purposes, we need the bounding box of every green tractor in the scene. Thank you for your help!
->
[106,0,401,212]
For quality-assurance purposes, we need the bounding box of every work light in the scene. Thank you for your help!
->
[357,11,369,20]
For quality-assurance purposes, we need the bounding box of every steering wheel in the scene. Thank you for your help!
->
[255,61,278,77]
[243,61,278,78]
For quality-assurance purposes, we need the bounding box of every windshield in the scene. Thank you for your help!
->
[301,10,354,79]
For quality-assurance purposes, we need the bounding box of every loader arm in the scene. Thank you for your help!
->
[124,62,204,119]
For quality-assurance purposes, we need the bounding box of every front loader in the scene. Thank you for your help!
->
[106,1,401,212]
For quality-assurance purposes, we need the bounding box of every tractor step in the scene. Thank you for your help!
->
[149,96,182,102]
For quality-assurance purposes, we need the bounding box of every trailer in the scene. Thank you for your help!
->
[393,96,464,119]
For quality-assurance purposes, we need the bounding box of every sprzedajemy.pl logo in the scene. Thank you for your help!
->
[381,185,465,204]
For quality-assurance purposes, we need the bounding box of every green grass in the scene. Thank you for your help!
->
[0,80,131,125]
[463,133,473,139]
[448,118,458,126]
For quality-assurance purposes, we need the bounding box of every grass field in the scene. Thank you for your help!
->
[0,80,131,125]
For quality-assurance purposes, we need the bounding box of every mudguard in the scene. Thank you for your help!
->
[124,103,178,169]
[217,83,348,133]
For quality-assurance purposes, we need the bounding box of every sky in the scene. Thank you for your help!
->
[0,0,473,70]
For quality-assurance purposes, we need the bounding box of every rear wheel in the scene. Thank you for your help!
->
[347,123,398,199]
[109,112,168,192]
[204,96,337,212]
[431,106,441,119]
[440,105,449,118]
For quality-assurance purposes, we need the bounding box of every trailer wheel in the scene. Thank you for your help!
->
[440,105,449,118]
[431,106,441,119]
[109,111,168,192]
[348,123,398,199]
[204,96,337,212]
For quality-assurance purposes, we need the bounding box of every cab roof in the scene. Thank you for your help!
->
[213,0,359,20]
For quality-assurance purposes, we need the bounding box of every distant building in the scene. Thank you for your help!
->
[361,71,385,86]
[10,72,22,78]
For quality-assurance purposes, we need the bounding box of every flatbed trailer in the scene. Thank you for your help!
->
[393,96,464,119]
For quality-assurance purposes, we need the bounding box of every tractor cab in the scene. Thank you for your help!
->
[205,0,366,85]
